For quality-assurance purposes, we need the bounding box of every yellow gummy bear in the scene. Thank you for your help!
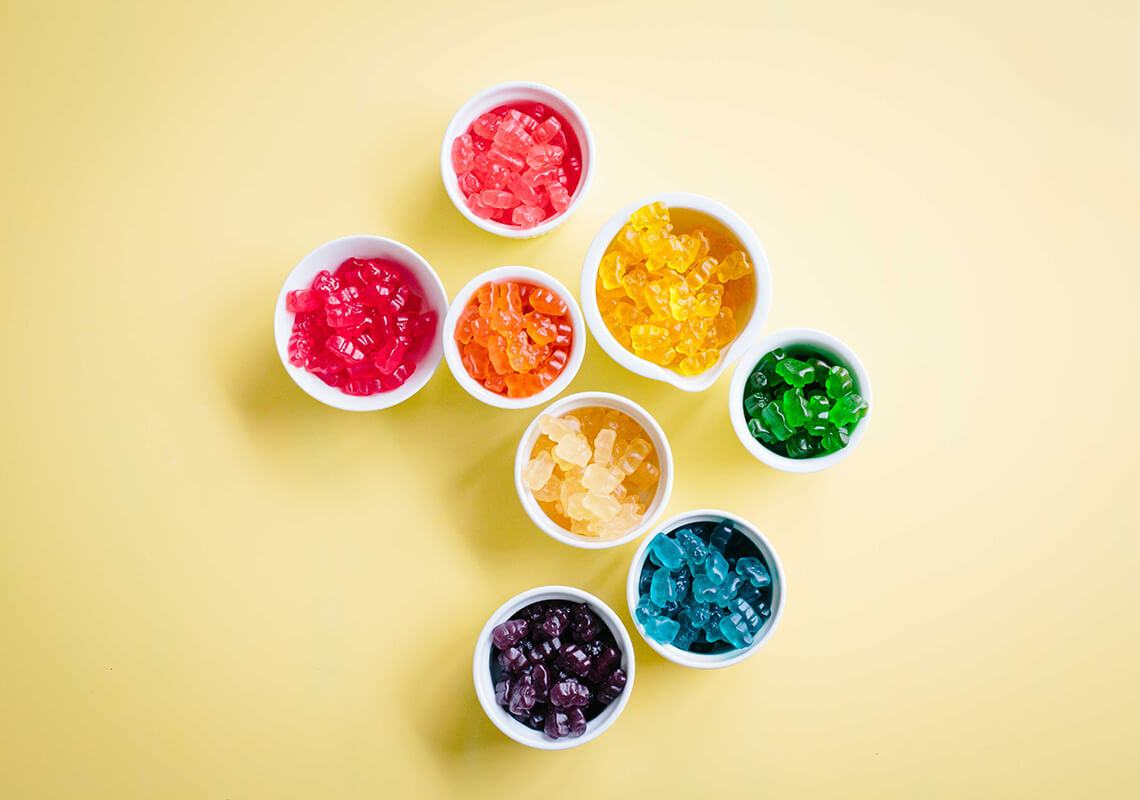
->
[716,250,752,282]
[678,349,719,376]
[598,251,629,291]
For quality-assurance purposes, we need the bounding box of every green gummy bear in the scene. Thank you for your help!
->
[786,431,820,458]
[760,402,794,441]
[825,365,855,399]
[804,395,831,436]
[746,368,772,395]
[755,348,787,376]
[780,387,809,428]
[830,393,868,429]
[743,392,769,419]
[806,356,832,384]
[747,417,779,445]
[821,425,850,453]
[775,358,815,388]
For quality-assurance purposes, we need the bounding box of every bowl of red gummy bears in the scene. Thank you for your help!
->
[441,81,594,238]
[473,585,634,750]
[274,235,448,411]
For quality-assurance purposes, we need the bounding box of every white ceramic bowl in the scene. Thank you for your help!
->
[728,328,873,473]
[626,509,786,669]
[440,81,595,239]
[273,235,448,411]
[514,392,674,550]
[580,192,773,392]
[442,266,586,409]
[472,585,636,750]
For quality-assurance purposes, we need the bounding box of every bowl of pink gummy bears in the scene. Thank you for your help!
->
[441,81,595,238]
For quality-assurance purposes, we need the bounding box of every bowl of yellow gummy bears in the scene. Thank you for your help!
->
[514,391,674,549]
[580,193,773,392]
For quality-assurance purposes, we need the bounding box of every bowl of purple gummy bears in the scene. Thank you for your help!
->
[473,586,635,749]
[626,509,786,669]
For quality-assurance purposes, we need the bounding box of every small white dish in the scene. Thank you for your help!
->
[440,81,595,239]
[728,328,873,473]
[514,391,674,550]
[625,509,786,669]
[442,266,585,409]
[579,192,773,392]
[472,585,635,750]
[273,235,447,411]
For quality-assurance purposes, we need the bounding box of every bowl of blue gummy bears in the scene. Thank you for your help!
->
[626,509,786,669]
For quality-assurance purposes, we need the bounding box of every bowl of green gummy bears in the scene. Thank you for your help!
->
[728,328,872,473]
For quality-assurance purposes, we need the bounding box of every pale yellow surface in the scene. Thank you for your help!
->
[2,1,1138,797]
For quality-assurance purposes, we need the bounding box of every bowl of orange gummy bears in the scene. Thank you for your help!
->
[580,193,773,392]
[514,391,674,549]
[443,266,586,409]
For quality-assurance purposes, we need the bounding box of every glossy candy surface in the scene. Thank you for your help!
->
[742,346,869,458]
[455,280,573,398]
[453,102,584,229]
[522,406,660,539]
[636,520,774,654]
[489,600,627,740]
[286,257,437,395]
[596,203,755,375]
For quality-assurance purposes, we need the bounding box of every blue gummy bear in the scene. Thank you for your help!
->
[715,573,744,607]
[730,597,763,634]
[704,551,729,585]
[638,568,654,596]
[703,606,726,642]
[692,574,719,603]
[673,608,700,651]
[649,568,676,607]
[719,612,753,649]
[709,520,735,552]
[675,528,709,566]
[649,534,685,570]
[738,581,764,609]
[735,557,771,588]
[660,600,681,617]
[672,568,692,600]
[644,615,680,645]
[635,595,660,625]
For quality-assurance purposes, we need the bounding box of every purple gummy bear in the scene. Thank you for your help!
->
[587,646,619,683]
[497,646,527,673]
[494,679,510,706]
[596,668,627,705]
[549,680,591,708]
[541,604,571,637]
[566,708,587,737]
[532,663,551,702]
[556,643,592,677]
[528,636,560,664]
[570,607,599,644]
[508,677,537,715]
[491,618,528,649]
[544,710,571,739]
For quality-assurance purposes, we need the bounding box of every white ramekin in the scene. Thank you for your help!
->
[728,328,873,473]
[514,392,674,550]
[442,266,586,409]
[273,235,447,411]
[579,192,773,392]
[472,585,635,750]
[440,82,595,239]
[625,509,786,669]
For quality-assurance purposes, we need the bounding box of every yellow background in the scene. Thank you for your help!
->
[2,0,1138,796]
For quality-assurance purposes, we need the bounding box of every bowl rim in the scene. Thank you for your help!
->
[440,81,596,239]
[441,266,586,409]
[272,234,448,411]
[727,327,873,473]
[513,391,675,550]
[472,585,636,750]
[579,192,773,392]
[625,508,786,669]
